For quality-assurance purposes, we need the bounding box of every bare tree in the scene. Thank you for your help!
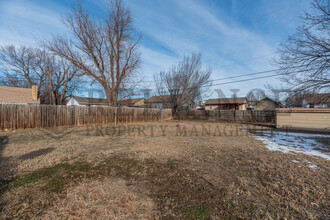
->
[52,60,81,105]
[246,88,266,102]
[284,90,310,107]
[0,45,48,103]
[45,0,141,106]
[273,0,330,92]
[154,52,212,115]
[0,45,80,105]
[0,45,46,90]
[34,50,81,105]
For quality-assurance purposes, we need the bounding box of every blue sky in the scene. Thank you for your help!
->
[0,0,311,98]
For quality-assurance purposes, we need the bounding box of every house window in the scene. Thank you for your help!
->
[209,105,212,110]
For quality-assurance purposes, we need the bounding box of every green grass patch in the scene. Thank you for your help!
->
[13,163,71,187]
[11,161,92,192]
[187,205,212,219]
[45,176,67,193]
[7,156,142,194]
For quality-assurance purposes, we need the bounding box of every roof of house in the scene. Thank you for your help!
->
[145,95,171,103]
[252,97,282,107]
[0,86,39,104]
[205,97,247,105]
[248,100,258,106]
[71,96,108,105]
[304,93,330,105]
[119,98,145,106]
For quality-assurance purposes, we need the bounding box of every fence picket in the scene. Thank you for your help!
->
[175,110,275,123]
[0,104,172,131]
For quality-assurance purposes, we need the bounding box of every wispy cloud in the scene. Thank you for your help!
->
[0,0,310,97]
[125,0,309,97]
[0,0,67,46]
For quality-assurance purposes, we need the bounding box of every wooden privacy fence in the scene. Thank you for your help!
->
[276,108,330,132]
[175,110,275,123]
[0,104,172,131]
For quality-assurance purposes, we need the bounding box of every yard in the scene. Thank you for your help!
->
[0,121,329,219]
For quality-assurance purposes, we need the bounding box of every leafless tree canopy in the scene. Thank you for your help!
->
[246,88,266,102]
[284,90,309,107]
[0,45,80,105]
[154,52,212,114]
[273,0,330,93]
[45,0,141,106]
[0,45,46,89]
[35,51,81,105]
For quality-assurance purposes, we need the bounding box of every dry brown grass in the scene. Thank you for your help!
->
[41,178,156,220]
[0,121,258,178]
[0,121,329,219]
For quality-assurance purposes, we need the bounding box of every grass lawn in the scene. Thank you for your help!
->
[0,121,329,219]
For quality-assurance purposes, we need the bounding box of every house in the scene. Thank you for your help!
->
[250,97,282,110]
[145,95,171,109]
[195,100,206,110]
[0,85,39,105]
[118,98,145,107]
[247,100,258,107]
[204,97,248,110]
[66,96,108,106]
[302,93,330,108]
[145,95,194,109]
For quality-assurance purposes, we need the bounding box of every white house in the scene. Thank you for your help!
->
[66,96,108,106]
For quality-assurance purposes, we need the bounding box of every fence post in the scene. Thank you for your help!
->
[115,107,117,127]
[274,110,277,126]
[161,108,163,122]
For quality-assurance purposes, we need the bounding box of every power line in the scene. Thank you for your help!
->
[0,64,315,86]
[211,73,283,86]
[1,67,324,98]
[143,67,326,91]
[133,64,313,84]
[212,67,289,82]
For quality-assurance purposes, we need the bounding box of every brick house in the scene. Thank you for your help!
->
[144,95,171,109]
[119,98,145,107]
[145,95,194,110]
[251,97,282,110]
[0,85,39,104]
